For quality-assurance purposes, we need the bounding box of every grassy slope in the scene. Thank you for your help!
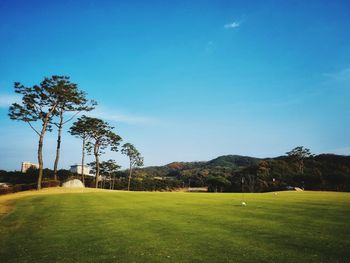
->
[1,190,350,263]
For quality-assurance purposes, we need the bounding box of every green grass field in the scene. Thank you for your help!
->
[1,190,350,262]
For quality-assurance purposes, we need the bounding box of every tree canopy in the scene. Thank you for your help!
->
[121,143,144,191]
[83,117,122,188]
[8,76,67,189]
[51,76,96,180]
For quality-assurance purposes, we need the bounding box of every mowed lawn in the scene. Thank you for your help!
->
[1,190,350,263]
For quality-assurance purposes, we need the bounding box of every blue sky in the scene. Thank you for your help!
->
[0,0,350,171]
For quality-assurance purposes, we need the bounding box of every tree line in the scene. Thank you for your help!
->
[1,148,349,192]
[8,75,143,190]
[121,148,350,192]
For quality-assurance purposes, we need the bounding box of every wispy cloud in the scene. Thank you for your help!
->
[323,67,350,89]
[0,93,155,125]
[224,21,240,29]
[0,94,20,108]
[89,106,157,125]
[325,67,350,83]
[205,41,216,53]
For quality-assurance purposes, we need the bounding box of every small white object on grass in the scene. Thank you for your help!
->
[241,202,246,206]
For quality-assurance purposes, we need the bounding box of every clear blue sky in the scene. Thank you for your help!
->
[0,0,350,171]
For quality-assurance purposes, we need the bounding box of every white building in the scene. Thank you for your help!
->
[21,162,39,173]
[70,164,92,176]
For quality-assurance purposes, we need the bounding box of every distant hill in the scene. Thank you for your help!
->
[206,155,260,169]
[130,153,350,192]
[141,155,261,173]
[143,155,261,170]
[166,161,206,170]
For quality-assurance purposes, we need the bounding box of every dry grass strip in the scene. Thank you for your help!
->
[0,187,110,216]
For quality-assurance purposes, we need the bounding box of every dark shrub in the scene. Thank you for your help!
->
[0,187,14,195]
[21,183,37,191]
[12,185,23,192]
[41,180,60,188]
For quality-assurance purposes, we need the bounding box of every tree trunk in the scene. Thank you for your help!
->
[95,154,100,188]
[300,159,304,174]
[127,161,132,191]
[53,111,64,181]
[81,138,86,184]
[37,133,44,190]
[94,143,100,188]
[112,174,116,190]
[36,104,57,190]
[37,120,50,190]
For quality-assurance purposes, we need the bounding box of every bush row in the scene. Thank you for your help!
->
[0,180,60,195]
